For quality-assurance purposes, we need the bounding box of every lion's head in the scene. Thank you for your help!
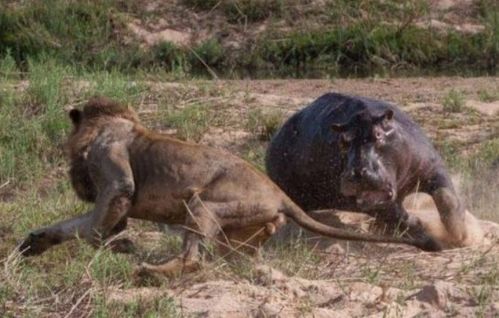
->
[64,97,139,202]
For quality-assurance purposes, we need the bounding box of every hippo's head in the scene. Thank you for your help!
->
[332,109,398,210]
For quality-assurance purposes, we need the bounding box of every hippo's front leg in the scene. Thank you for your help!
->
[371,204,442,251]
[422,172,468,247]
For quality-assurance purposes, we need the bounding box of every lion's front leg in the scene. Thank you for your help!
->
[19,210,133,256]
[20,143,135,256]
[19,211,94,256]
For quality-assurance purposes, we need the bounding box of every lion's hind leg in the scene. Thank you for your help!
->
[136,194,220,278]
[217,213,287,260]
[136,231,203,278]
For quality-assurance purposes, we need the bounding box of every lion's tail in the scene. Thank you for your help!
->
[281,199,424,247]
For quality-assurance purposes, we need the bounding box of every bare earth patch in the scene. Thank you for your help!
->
[467,100,499,116]
[108,213,499,317]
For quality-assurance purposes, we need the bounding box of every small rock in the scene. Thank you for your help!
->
[349,283,383,303]
[413,281,461,309]
[325,243,345,255]
[254,264,288,286]
[491,302,499,315]
[256,303,282,317]
[311,308,338,318]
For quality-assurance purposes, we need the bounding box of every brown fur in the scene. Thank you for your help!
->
[20,97,437,278]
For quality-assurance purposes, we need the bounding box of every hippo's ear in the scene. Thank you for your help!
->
[331,123,348,132]
[69,109,82,126]
[382,109,394,121]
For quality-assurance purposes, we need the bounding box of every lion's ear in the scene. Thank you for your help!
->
[69,109,82,125]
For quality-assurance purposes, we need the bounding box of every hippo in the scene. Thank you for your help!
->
[265,93,471,250]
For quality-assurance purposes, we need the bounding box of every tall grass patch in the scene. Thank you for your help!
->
[438,138,499,222]
[266,232,322,279]
[160,103,213,141]
[183,0,284,23]
[442,89,466,113]
[478,89,498,102]
[0,54,145,188]
[224,0,284,23]
[151,41,190,75]
[182,0,220,11]
[0,0,144,72]
[241,142,267,171]
[0,51,19,80]
[189,39,225,71]
[246,108,283,141]
[90,249,134,287]
[83,70,146,104]
[255,24,496,76]
[0,56,70,185]
[93,294,180,317]
[1,0,497,77]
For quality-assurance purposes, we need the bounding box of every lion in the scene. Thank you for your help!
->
[19,97,440,277]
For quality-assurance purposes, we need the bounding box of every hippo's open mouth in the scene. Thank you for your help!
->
[356,190,394,210]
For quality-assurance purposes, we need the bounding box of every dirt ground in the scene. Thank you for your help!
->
[106,76,499,317]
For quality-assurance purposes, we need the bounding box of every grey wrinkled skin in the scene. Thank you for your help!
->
[266,93,468,248]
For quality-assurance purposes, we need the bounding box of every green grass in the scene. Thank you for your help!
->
[82,70,146,103]
[0,182,178,316]
[151,41,189,74]
[183,0,284,23]
[182,0,220,11]
[246,108,283,140]
[0,50,19,80]
[160,103,213,141]
[223,0,284,23]
[435,136,499,221]
[93,296,180,318]
[189,38,225,71]
[478,89,498,102]
[0,54,146,187]
[442,89,466,113]
[0,0,497,77]
[0,0,145,72]
[90,249,134,287]
[0,55,69,185]
[255,24,496,77]
[241,142,267,171]
[468,138,499,167]
[460,138,499,220]
[266,232,322,279]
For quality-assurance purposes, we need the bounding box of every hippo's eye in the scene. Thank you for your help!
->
[339,134,351,151]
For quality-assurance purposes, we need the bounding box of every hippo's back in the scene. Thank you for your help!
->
[265,92,428,210]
